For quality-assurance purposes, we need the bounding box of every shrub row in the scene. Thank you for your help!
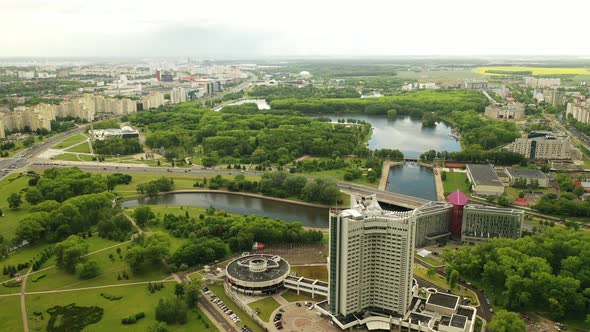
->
[121,312,145,324]
[100,292,123,301]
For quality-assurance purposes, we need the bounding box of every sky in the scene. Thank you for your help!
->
[1,0,589,58]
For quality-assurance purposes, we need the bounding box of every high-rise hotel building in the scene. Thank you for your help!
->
[328,195,417,319]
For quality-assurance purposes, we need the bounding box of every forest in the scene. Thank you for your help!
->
[444,228,590,321]
[130,104,372,163]
[249,85,361,101]
[270,89,488,116]
[13,168,131,244]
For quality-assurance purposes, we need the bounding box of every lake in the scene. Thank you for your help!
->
[122,192,329,228]
[319,115,460,158]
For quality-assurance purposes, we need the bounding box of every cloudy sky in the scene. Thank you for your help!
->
[1,0,589,58]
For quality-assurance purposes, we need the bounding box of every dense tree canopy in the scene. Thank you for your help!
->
[270,89,488,115]
[130,105,371,162]
[444,228,590,320]
[93,138,142,156]
[249,85,360,101]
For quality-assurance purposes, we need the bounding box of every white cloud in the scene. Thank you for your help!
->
[0,0,589,57]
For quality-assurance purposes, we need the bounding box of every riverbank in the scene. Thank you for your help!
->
[378,160,403,191]
[433,167,446,201]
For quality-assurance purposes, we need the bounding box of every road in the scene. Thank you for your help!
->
[0,125,87,180]
[200,291,238,332]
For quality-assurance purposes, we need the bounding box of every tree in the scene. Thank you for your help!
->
[25,188,44,205]
[488,310,526,332]
[427,267,436,278]
[448,269,459,289]
[441,171,447,181]
[7,193,22,209]
[134,206,155,227]
[155,298,187,324]
[55,235,89,273]
[14,214,47,244]
[125,246,147,272]
[497,195,510,207]
[175,283,185,298]
[184,282,200,308]
[573,185,585,197]
[76,260,101,279]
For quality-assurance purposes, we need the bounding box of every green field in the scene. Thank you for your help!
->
[415,255,445,268]
[65,142,91,153]
[290,265,328,281]
[209,283,263,332]
[52,134,88,149]
[442,172,470,196]
[26,241,168,292]
[0,173,33,238]
[52,153,95,161]
[247,297,281,322]
[474,66,590,76]
[0,295,23,331]
[26,283,216,332]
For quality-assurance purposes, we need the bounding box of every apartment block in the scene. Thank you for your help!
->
[567,96,590,124]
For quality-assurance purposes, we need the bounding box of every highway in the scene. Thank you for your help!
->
[0,125,88,181]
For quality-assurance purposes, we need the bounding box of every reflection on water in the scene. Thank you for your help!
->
[122,192,328,228]
[386,163,436,201]
[214,99,270,111]
[317,115,460,157]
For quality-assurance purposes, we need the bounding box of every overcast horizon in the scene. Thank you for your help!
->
[2,0,590,58]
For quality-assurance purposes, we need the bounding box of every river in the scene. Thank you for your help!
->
[386,163,437,201]
[122,192,329,228]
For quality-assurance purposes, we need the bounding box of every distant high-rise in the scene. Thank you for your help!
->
[155,69,161,81]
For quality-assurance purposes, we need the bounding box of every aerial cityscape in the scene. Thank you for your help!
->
[1,1,590,332]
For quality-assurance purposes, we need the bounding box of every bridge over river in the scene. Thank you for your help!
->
[338,182,430,210]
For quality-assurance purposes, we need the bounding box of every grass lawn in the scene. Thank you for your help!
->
[290,265,328,281]
[26,283,216,332]
[52,153,95,162]
[26,242,168,292]
[0,173,33,238]
[209,282,264,332]
[474,66,590,76]
[65,142,91,153]
[415,255,445,268]
[413,264,479,306]
[0,140,25,158]
[247,297,280,322]
[0,295,23,331]
[280,290,325,303]
[442,172,470,196]
[52,134,88,149]
[188,272,203,282]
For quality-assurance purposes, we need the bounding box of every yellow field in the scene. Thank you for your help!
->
[474,66,590,76]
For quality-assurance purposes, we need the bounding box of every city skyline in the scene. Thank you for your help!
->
[2,0,590,58]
